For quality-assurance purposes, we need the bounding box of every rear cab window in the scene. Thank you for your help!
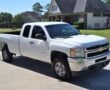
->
[23,25,31,38]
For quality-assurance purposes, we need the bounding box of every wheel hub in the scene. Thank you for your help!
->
[3,50,8,59]
[55,62,66,77]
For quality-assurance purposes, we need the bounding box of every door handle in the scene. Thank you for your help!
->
[29,41,34,44]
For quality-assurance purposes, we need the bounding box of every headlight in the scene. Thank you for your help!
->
[70,48,76,57]
[70,48,85,58]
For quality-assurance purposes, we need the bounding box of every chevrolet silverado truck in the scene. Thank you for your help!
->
[0,22,110,80]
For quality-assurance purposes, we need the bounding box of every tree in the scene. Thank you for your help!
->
[105,0,110,4]
[32,2,43,16]
[12,14,25,28]
[43,3,50,20]
[43,12,49,21]
[0,12,13,28]
[44,3,50,11]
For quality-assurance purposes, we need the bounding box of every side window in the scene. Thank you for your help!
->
[23,25,31,38]
[31,26,45,39]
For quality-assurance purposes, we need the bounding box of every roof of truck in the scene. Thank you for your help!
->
[24,22,67,26]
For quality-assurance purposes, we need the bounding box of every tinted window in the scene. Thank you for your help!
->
[31,26,45,39]
[93,14,101,17]
[23,25,31,38]
[46,24,80,38]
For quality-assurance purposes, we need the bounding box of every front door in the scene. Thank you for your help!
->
[28,26,49,62]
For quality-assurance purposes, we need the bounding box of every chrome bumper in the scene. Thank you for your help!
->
[68,51,110,72]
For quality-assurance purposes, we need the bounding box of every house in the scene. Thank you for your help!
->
[48,0,110,29]
[21,11,41,22]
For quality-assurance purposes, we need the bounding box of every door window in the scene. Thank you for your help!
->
[23,25,31,38]
[31,26,45,39]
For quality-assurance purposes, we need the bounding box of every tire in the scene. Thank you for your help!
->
[2,46,13,62]
[52,57,72,80]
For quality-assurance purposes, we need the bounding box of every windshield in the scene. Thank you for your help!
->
[45,24,80,38]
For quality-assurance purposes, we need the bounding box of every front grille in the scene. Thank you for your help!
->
[87,48,109,57]
[95,57,107,63]
[86,43,109,58]
[87,43,109,50]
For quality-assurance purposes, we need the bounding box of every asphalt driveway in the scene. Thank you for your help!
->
[0,53,110,90]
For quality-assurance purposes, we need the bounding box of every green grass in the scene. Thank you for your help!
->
[80,29,110,43]
[0,28,20,33]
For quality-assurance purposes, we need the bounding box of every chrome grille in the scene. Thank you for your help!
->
[86,43,109,58]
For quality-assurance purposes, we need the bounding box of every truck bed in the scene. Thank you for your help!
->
[0,34,20,55]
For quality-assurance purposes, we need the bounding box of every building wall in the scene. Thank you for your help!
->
[87,13,108,29]
[48,0,61,15]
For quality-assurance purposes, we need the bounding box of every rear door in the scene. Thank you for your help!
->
[20,25,32,57]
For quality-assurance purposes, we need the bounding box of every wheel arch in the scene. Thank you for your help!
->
[0,42,8,50]
[51,51,68,63]
[51,51,72,80]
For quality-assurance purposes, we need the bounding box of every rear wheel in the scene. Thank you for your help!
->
[52,57,72,80]
[2,46,13,62]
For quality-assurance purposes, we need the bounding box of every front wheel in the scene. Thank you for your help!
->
[52,58,72,80]
[2,46,13,62]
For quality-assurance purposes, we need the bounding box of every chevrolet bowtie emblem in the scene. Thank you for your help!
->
[98,48,103,52]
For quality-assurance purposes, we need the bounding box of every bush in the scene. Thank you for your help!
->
[74,22,84,29]
[12,14,25,28]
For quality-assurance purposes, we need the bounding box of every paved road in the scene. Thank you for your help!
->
[0,53,110,90]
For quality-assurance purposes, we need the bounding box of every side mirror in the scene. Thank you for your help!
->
[35,34,47,41]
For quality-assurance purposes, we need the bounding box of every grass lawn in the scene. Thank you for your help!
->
[0,28,20,33]
[80,29,110,43]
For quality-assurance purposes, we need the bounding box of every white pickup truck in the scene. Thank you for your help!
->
[0,22,110,80]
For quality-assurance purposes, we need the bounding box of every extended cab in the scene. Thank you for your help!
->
[0,22,110,80]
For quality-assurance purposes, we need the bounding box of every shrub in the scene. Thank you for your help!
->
[74,22,84,29]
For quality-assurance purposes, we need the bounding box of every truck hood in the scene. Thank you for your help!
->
[53,35,108,48]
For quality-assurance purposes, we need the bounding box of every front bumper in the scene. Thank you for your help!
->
[68,51,110,72]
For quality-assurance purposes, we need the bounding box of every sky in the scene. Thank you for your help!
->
[0,0,51,16]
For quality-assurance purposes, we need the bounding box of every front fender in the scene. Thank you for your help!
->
[49,43,71,57]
